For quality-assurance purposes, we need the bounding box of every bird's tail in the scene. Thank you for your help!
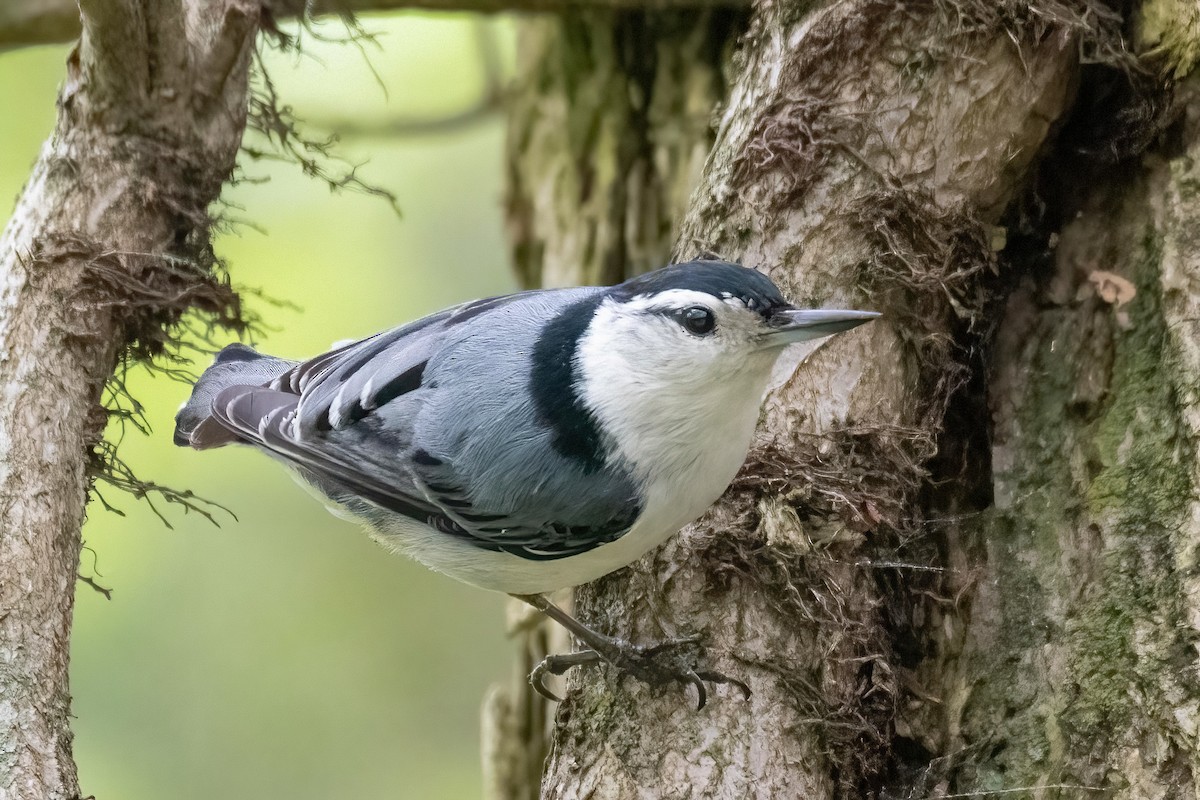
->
[174,343,295,450]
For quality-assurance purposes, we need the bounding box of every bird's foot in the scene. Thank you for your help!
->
[529,634,750,710]
[511,593,750,709]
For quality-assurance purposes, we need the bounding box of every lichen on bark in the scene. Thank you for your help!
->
[951,72,1200,799]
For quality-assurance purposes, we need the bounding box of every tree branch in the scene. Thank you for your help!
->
[0,1,259,797]
[0,0,747,51]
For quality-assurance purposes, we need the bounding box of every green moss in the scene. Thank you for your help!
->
[1086,234,1188,515]
[955,513,1056,788]
[964,222,1197,788]
[1138,0,1200,80]
[1062,595,1139,732]
[1061,226,1191,747]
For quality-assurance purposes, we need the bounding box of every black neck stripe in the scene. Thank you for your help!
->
[530,295,607,473]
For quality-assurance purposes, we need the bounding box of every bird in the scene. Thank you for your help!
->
[174,259,878,707]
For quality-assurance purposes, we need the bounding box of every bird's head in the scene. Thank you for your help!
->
[580,260,878,389]
[565,260,879,481]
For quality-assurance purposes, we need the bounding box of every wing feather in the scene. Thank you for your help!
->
[213,386,457,528]
[203,287,641,560]
[279,292,538,435]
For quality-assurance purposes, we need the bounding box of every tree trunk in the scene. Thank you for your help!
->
[0,3,255,796]
[505,8,745,289]
[951,69,1200,795]
[503,1,1200,797]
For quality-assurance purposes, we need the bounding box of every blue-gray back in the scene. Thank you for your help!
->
[185,287,642,560]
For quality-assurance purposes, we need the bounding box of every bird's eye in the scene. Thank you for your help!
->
[679,306,716,336]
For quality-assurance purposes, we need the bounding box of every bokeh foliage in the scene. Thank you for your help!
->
[0,14,516,799]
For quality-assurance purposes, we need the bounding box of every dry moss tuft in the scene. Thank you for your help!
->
[699,426,939,658]
[32,233,245,363]
[27,228,252,521]
[849,187,999,425]
[930,0,1127,59]
[728,425,936,538]
[729,0,903,208]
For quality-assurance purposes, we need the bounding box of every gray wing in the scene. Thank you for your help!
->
[211,289,641,560]
[274,292,537,436]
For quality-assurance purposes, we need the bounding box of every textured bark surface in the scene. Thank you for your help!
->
[0,3,255,797]
[505,9,745,289]
[945,71,1200,796]
[498,1,1200,798]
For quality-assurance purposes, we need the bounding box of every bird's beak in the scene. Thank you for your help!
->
[759,308,881,347]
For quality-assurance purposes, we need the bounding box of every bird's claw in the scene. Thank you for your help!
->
[609,636,750,710]
[529,660,562,703]
[529,649,601,703]
[527,635,751,710]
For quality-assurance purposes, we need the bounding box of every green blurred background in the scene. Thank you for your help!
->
[0,15,519,799]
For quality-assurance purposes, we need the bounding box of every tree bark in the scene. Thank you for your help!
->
[0,2,255,796]
[504,9,745,289]
[947,68,1200,795]
[501,1,1200,797]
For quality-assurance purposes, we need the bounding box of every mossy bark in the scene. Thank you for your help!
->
[504,9,745,289]
[942,73,1200,797]
[501,1,1200,798]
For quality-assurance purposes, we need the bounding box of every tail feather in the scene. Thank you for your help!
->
[174,343,295,449]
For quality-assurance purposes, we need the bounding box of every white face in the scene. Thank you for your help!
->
[584,288,784,388]
[574,288,785,486]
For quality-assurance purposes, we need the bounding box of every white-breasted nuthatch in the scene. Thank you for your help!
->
[174,260,878,705]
